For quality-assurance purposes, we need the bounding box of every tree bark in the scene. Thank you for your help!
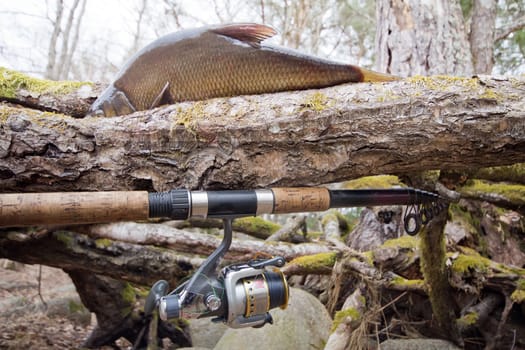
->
[1,74,524,192]
[376,0,473,76]
[469,0,497,74]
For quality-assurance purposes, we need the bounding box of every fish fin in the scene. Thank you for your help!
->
[210,23,277,48]
[150,81,173,109]
[112,90,136,116]
[359,67,400,82]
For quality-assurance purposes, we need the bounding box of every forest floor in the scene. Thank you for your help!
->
[0,261,131,349]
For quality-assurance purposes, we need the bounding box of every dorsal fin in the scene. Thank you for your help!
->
[210,23,277,48]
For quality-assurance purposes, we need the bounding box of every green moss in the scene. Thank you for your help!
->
[450,251,491,274]
[360,251,374,265]
[68,300,86,313]
[331,307,362,333]
[234,216,280,239]
[54,231,74,247]
[418,212,461,338]
[382,235,419,250]
[511,289,525,303]
[511,278,525,303]
[94,238,113,248]
[321,210,351,235]
[0,105,11,122]
[302,91,330,112]
[421,170,441,184]
[478,87,504,101]
[289,252,337,271]
[448,204,479,231]
[459,180,525,206]
[457,311,478,328]
[170,317,190,328]
[120,282,136,317]
[172,101,207,132]
[0,67,91,98]
[389,276,425,289]
[407,75,509,101]
[342,175,402,189]
[321,211,338,226]
[407,75,480,92]
[121,282,136,304]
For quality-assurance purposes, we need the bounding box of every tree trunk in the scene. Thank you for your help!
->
[45,0,64,80]
[1,71,524,192]
[375,0,473,76]
[469,0,497,74]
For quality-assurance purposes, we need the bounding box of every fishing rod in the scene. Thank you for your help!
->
[0,187,446,329]
[0,187,442,230]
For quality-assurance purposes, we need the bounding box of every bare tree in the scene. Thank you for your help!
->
[44,0,87,80]
[45,0,64,79]
[127,0,149,56]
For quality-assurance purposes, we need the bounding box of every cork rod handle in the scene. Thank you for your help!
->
[272,187,330,214]
[0,191,149,227]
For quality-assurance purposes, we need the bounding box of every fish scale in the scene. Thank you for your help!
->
[89,23,398,117]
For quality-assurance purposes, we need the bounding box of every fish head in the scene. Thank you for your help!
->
[87,85,136,117]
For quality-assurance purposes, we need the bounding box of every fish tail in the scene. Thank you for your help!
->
[359,67,400,82]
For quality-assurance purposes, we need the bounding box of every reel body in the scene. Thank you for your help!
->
[159,256,288,328]
[153,218,289,329]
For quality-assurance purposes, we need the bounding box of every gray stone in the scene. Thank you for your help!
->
[189,317,228,349]
[380,339,462,350]
[213,287,332,350]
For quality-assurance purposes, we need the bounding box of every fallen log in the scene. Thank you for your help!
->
[1,71,524,191]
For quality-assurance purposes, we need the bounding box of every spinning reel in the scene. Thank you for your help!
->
[0,187,447,329]
[145,219,289,328]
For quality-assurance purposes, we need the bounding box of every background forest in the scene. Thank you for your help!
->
[0,0,524,350]
[1,0,524,81]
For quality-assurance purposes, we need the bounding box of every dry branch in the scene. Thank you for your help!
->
[266,215,306,242]
[0,226,202,286]
[0,221,332,283]
[0,74,524,192]
[87,221,331,261]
